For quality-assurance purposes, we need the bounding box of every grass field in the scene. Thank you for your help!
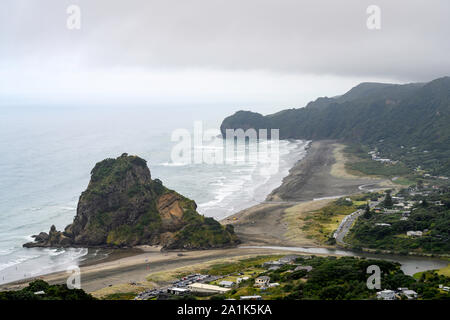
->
[437,264,450,277]
[302,201,359,243]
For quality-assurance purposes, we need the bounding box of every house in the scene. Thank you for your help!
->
[255,276,270,287]
[376,290,396,300]
[219,280,235,288]
[236,276,249,284]
[375,223,391,227]
[34,291,45,295]
[263,260,284,268]
[401,290,418,300]
[384,209,400,214]
[294,265,313,272]
[168,287,190,295]
[268,266,280,271]
[407,231,423,237]
[187,283,230,294]
[240,295,262,300]
[278,255,298,264]
[268,283,280,288]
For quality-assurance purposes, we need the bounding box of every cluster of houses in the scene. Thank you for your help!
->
[162,255,313,300]
[370,194,434,237]
[377,285,450,300]
[368,150,397,164]
[423,173,449,181]
[376,288,418,300]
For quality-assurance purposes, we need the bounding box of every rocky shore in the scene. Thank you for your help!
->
[23,153,239,250]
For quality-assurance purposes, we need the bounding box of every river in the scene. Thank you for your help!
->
[240,246,448,276]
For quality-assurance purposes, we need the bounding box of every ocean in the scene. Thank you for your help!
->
[0,105,308,285]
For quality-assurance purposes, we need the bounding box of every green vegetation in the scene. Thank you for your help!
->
[344,144,413,178]
[166,213,240,249]
[346,192,450,254]
[102,292,137,300]
[301,197,365,244]
[200,256,282,276]
[0,280,95,300]
[201,256,450,300]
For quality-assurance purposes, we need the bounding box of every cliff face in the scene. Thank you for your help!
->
[24,154,239,250]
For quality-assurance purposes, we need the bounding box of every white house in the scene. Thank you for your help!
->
[188,283,230,294]
[401,290,418,300]
[168,287,190,295]
[376,290,396,300]
[268,283,280,288]
[236,276,249,284]
[407,231,423,237]
[294,265,313,272]
[255,276,270,287]
[240,295,262,300]
[219,280,235,288]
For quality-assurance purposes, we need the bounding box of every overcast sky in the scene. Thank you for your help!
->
[1,0,449,113]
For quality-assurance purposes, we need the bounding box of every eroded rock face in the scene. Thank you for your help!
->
[24,154,239,250]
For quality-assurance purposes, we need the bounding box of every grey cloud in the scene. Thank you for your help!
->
[1,0,449,81]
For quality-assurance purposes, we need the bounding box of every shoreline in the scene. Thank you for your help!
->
[1,140,446,295]
[221,140,390,247]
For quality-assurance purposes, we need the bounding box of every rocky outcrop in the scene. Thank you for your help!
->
[24,153,239,250]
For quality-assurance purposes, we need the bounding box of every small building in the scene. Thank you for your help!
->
[401,290,418,300]
[240,295,262,300]
[268,266,281,271]
[263,260,284,268]
[384,209,400,214]
[34,291,45,295]
[278,255,299,264]
[255,276,270,287]
[375,223,391,227]
[188,283,230,294]
[376,290,396,300]
[168,287,190,295]
[236,276,249,284]
[407,231,423,237]
[219,280,235,288]
[294,265,313,272]
[268,283,280,288]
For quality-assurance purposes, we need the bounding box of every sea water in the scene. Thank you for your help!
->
[0,105,307,284]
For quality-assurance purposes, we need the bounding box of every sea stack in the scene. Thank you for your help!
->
[24,153,239,250]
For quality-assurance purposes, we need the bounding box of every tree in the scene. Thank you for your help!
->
[383,191,393,208]
[363,204,372,219]
[417,179,424,190]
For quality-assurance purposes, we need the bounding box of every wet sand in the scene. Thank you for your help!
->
[222,140,390,247]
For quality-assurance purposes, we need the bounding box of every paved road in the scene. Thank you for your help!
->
[334,209,363,246]
[333,198,383,246]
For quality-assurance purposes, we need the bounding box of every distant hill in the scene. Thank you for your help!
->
[24,154,239,250]
[220,77,450,175]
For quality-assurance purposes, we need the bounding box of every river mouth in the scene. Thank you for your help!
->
[239,245,448,276]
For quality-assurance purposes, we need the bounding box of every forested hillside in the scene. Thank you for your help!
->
[221,77,450,175]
